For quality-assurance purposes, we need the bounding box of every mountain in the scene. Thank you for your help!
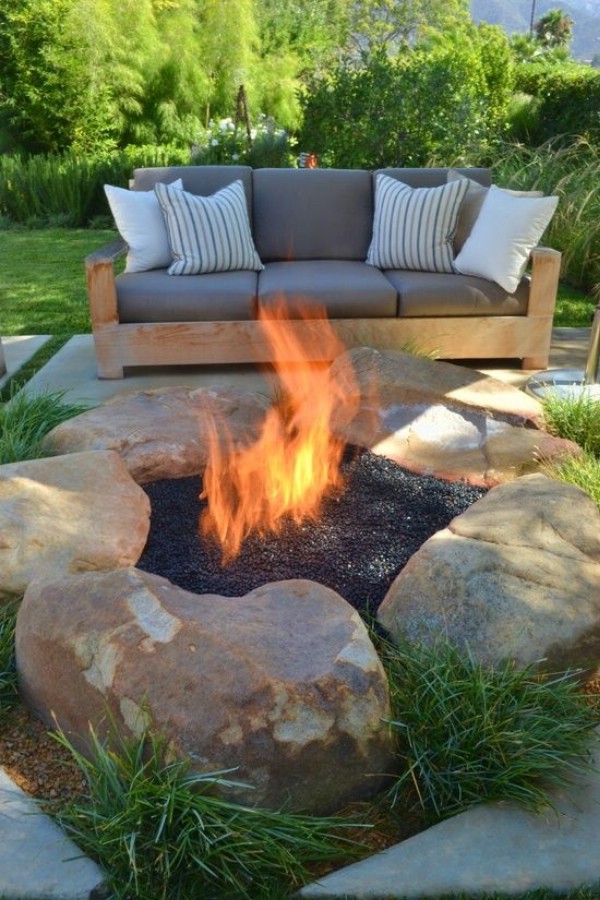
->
[470,0,600,62]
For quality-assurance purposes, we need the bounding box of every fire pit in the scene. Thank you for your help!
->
[138,450,486,619]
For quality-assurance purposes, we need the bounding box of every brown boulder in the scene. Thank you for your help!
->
[378,474,600,672]
[329,349,579,486]
[42,386,271,483]
[0,451,149,601]
[16,568,394,813]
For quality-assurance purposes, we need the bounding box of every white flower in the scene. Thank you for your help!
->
[231,153,240,161]
[211,138,219,146]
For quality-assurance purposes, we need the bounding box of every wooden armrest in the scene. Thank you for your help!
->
[85,237,126,329]
[85,237,127,270]
[528,245,562,317]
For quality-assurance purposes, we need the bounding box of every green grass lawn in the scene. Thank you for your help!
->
[0,227,596,337]
[0,227,116,335]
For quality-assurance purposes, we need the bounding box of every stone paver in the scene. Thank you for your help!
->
[300,729,600,899]
[0,768,106,900]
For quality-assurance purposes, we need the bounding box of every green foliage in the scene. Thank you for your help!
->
[492,138,600,293]
[381,636,599,822]
[542,389,600,457]
[347,0,470,54]
[513,62,600,145]
[55,725,362,900]
[0,600,19,717]
[0,146,190,226]
[544,451,600,508]
[299,30,512,169]
[0,389,88,464]
[191,115,295,168]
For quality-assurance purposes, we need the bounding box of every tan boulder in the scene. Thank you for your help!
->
[16,568,394,813]
[0,451,150,601]
[42,386,271,484]
[330,349,579,486]
[378,474,600,672]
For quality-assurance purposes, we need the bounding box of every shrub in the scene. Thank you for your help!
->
[0,388,88,463]
[55,725,362,900]
[514,62,600,146]
[544,451,600,508]
[0,145,190,226]
[191,115,295,168]
[380,636,599,822]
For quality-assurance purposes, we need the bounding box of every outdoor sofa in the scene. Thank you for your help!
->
[86,165,561,378]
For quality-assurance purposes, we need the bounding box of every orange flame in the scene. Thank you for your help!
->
[199,300,356,563]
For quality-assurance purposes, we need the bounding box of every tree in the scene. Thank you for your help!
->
[347,0,471,55]
[534,8,573,50]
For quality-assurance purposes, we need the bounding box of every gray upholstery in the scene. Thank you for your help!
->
[375,167,492,188]
[385,270,528,317]
[253,168,373,261]
[258,261,398,318]
[117,270,258,322]
[132,165,254,212]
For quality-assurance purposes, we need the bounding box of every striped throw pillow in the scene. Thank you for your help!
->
[366,174,468,273]
[155,180,263,275]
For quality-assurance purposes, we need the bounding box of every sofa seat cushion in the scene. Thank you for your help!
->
[258,261,398,318]
[384,270,529,317]
[116,270,258,323]
[253,169,373,261]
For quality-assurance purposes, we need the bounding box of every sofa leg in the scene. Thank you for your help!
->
[522,355,548,370]
[97,362,125,379]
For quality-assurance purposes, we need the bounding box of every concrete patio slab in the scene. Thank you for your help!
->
[0,769,106,900]
[300,729,600,899]
[0,336,51,391]
[21,328,593,407]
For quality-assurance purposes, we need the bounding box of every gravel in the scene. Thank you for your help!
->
[138,447,487,618]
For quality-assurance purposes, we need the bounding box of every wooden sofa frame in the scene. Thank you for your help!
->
[86,239,561,380]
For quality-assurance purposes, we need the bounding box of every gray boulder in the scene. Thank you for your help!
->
[16,568,394,813]
[378,474,600,673]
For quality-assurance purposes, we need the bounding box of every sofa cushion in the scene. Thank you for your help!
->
[155,180,263,275]
[385,269,529,317]
[104,178,183,273]
[367,174,468,273]
[453,185,559,293]
[132,165,254,210]
[116,270,258,322]
[258,261,398,317]
[375,167,492,189]
[447,170,544,252]
[253,168,373,261]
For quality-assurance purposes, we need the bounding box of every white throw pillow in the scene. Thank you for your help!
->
[104,179,183,274]
[453,184,558,293]
[155,180,263,275]
[447,169,543,251]
[366,173,468,273]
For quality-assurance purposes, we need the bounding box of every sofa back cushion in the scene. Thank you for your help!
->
[132,166,254,213]
[253,168,373,261]
[376,167,491,189]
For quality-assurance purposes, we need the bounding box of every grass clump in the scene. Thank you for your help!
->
[381,636,599,822]
[542,390,600,458]
[54,726,363,900]
[0,600,19,718]
[0,388,88,463]
[544,451,600,508]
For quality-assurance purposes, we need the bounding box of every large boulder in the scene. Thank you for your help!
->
[330,349,580,486]
[42,386,271,484]
[0,451,150,601]
[16,568,394,814]
[378,474,600,673]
